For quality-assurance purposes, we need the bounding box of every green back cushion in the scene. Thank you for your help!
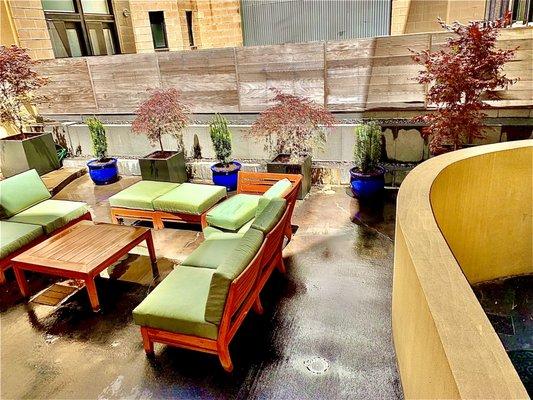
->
[255,179,291,217]
[251,198,287,234]
[204,228,264,325]
[0,169,51,218]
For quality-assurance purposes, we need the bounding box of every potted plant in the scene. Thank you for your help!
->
[411,13,516,154]
[0,45,59,177]
[209,114,240,191]
[249,90,335,199]
[131,88,189,183]
[86,117,118,185]
[350,122,385,199]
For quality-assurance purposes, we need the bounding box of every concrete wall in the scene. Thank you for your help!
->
[393,141,531,398]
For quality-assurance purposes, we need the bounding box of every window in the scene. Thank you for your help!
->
[185,10,195,48]
[149,11,168,50]
[486,0,532,24]
[42,0,119,58]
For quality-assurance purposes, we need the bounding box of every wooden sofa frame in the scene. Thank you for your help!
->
[139,184,297,372]
[0,212,92,284]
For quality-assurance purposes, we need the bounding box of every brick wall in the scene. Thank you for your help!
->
[391,0,487,35]
[129,0,184,52]
[194,0,242,48]
[7,0,53,60]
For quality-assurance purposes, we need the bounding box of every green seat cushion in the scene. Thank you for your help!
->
[153,183,226,215]
[206,194,261,231]
[263,178,292,199]
[205,228,264,325]
[132,266,218,339]
[202,218,254,240]
[182,235,243,269]
[0,221,44,259]
[8,199,88,235]
[109,181,179,211]
[252,198,287,234]
[0,169,51,218]
[255,179,292,216]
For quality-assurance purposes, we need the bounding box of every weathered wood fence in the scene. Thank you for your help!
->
[36,27,532,115]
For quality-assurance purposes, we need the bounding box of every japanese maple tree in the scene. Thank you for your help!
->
[0,45,48,136]
[412,12,516,152]
[132,88,190,152]
[249,90,336,160]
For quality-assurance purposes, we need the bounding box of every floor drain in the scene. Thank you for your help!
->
[304,357,330,374]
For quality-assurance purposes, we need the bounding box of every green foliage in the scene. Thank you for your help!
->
[353,122,382,173]
[209,114,232,165]
[86,117,107,161]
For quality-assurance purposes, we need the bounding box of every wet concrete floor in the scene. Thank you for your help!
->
[1,175,402,399]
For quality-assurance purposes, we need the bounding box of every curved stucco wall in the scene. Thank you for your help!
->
[392,140,532,399]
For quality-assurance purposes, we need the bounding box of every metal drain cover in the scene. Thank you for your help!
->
[304,357,330,374]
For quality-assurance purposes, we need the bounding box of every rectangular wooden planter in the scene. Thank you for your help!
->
[138,150,187,183]
[0,132,60,177]
[266,153,311,199]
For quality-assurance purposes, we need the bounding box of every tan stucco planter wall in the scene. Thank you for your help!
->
[393,140,532,399]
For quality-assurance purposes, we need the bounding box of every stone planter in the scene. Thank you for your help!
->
[266,153,311,199]
[0,132,60,177]
[138,150,187,183]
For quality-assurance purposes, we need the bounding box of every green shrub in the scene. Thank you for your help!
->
[353,122,382,173]
[86,117,107,161]
[209,114,232,166]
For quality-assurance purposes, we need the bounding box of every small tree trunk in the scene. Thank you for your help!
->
[158,131,164,152]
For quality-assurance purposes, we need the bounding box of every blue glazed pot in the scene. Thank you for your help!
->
[350,166,385,199]
[211,161,241,191]
[87,158,119,185]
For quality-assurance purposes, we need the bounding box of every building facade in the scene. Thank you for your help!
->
[1,0,243,60]
[391,0,532,35]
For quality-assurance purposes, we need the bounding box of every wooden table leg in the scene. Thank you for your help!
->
[145,231,159,278]
[13,266,30,297]
[84,278,101,312]
[0,268,6,285]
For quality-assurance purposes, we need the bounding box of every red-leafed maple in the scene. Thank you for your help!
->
[249,90,336,160]
[131,88,190,152]
[0,45,48,136]
[412,12,517,153]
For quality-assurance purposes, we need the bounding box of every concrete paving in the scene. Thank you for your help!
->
[0,175,402,399]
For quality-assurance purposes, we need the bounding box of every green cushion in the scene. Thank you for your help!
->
[8,199,88,235]
[263,178,292,199]
[153,183,226,215]
[109,181,179,211]
[132,266,218,339]
[0,169,51,218]
[205,228,264,325]
[203,226,245,240]
[206,194,261,231]
[0,221,44,259]
[182,235,243,269]
[252,198,287,234]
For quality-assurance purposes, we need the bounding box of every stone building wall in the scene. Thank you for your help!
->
[391,0,486,35]
[6,0,54,60]
[194,0,243,48]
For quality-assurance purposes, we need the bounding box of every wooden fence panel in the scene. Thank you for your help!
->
[157,48,239,113]
[87,53,161,113]
[236,42,325,112]
[35,58,97,114]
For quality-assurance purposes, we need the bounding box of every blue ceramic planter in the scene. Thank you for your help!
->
[87,158,119,185]
[211,161,241,191]
[350,166,385,199]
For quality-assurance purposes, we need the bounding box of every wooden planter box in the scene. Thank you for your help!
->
[266,153,311,199]
[138,150,187,183]
[0,132,60,177]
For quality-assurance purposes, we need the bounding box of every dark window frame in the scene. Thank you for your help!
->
[149,11,169,51]
[485,0,532,24]
[185,10,196,49]
[43,0,120,58]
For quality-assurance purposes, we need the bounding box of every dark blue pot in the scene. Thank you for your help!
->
[211,161,241,191]
[350,166,385,199]
[87,158,119,185]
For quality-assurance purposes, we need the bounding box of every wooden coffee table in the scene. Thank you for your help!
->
[12,220,158,312]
